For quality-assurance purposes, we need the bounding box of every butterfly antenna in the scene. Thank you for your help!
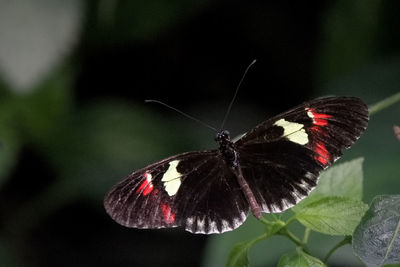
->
[219,59,257,131]
[145,99,218,132]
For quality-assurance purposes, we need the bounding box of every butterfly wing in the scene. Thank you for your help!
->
[105,96,368,234]
[235,96,369,213]
[104,151,249,234]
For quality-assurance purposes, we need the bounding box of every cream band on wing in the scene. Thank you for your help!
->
[161,160,182,196]
[274,118,309,145]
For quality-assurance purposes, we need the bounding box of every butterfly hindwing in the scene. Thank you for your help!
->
[235,97,369,213]
[104,151,249,234]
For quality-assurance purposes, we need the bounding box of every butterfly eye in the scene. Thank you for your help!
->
[214,133,222,142]
[222,130,230,137]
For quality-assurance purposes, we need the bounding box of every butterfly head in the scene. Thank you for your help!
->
[215,130,231,143]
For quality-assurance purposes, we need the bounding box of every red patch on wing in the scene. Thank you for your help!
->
[314,142,330,165]
[311,125,323,134]
[308,108,332,126]
[136,172,153,196]
[307,109,331,165]
[142,184,153,196]
[314,118,329,126]
[161,203,176,223]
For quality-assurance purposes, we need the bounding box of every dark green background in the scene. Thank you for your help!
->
[0,1,399,266]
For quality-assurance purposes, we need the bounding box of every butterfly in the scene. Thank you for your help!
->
[104,96,368,234]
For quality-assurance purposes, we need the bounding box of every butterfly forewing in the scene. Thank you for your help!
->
[104,151,249,234]
[235,97,369,213]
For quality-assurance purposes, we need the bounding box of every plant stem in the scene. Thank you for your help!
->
[285,229,303,246]
[278,227,310,254]
[260,216,273,226]
[369,92,400,115]
[303,227,311,244]
[248,232,269,247]
[234,230,273,261]
[323,236,352,263]
[285,216,297,226]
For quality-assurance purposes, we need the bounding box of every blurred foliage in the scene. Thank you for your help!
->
[0,0,399,266]
[0,0,83,91]
[316,0,382,85]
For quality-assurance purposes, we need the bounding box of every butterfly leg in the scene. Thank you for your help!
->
[235,166,262,219]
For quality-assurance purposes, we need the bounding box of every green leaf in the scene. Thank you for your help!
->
[226,241,251,267]
[295,196,368,235]
[353,195,400,266]
[225,219,285,267]
[293,158,364,211]
[226,228,277,267]
[312,158,364,199]
[278,248,326,267]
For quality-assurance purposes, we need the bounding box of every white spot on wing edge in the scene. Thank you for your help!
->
[144,171,153,185]
[208,218,218,233]
[304,171,314,179]
[161,160,182,196]
[145,171,152,179]
[231,212,247,228]
[186,217,194,228]
[306,108,319,125]
[196,217,205,233]
[260,181,318,214]
[184,214,248,234]
[274,118,308,145]
[306,109,314,119]
[221,220,230,231]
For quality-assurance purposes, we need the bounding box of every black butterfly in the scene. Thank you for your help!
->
[104,97,368,234]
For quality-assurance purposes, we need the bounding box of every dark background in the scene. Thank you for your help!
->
[0,1,399,266]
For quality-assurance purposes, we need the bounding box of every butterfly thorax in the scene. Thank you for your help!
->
[215,130,239,168]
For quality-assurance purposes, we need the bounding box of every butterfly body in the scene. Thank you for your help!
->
[104,97,369,234]
[215,130,263,219]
